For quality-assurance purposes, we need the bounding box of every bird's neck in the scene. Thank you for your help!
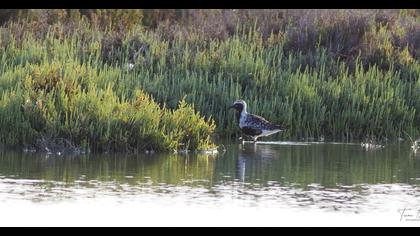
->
[240,106,247,114]
[236,110,247,122]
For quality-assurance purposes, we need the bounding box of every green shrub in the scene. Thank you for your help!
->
[0,9,419,150]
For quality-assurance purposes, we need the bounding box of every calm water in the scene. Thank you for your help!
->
[1,142,420,226]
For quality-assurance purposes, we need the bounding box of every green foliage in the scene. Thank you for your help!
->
[0,9,419,153]
[161,98,216,151]
[0,27,216,152]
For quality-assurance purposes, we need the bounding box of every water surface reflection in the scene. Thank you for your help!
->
[0,142,419,214]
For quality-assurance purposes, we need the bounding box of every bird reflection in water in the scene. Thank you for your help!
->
[235,143,281,183]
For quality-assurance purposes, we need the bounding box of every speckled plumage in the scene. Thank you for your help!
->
[229,100,287,142]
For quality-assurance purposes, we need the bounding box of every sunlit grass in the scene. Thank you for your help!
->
[0,10,419,152]
[0,27,216,152]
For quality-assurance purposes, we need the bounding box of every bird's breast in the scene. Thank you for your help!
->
[239,113,247,129]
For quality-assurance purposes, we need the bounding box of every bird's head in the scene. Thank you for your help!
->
[228,100,247,113]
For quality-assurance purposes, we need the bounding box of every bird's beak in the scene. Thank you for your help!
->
[228,105,235,110]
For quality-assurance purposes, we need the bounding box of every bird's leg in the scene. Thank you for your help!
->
[239,136,245,145]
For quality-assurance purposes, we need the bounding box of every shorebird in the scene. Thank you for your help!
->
[228,100,287,142]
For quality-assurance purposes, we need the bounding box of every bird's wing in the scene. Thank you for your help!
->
[241,126,263,136]
[246,113,288,130]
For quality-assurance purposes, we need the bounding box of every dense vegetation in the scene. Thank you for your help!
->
[0,9,419,152]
